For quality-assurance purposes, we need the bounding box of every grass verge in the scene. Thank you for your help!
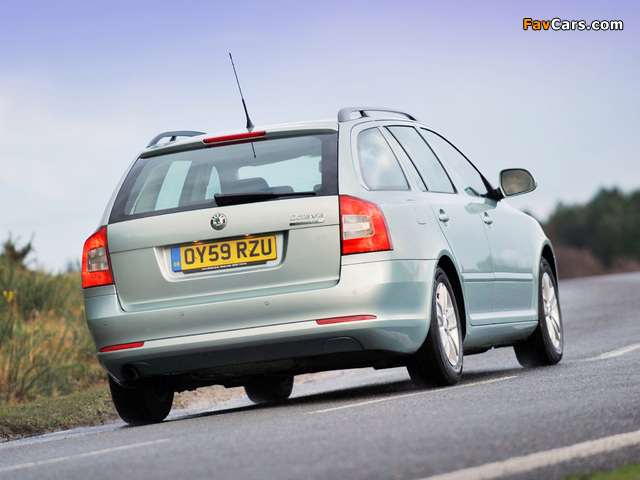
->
[567,464,640,480]
[0,384,117,441]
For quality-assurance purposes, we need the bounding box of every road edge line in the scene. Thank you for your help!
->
[420,428,640,480]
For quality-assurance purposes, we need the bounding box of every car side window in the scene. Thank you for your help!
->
[382,130,427,192]
[357,128,409,190]
[420,129,490,197]
[387,126,455,194]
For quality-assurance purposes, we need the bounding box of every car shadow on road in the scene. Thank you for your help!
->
[288,367,525,407]
[165,367,525,424]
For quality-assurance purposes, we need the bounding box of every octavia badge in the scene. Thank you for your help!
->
[210,213,227,230]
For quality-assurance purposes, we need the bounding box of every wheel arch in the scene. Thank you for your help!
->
[541,243,559,282]
[436,255,467,342]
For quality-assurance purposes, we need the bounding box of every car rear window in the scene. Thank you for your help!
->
[109,133,338,223]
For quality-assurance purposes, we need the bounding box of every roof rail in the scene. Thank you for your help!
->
[146,130,206,148]
[337,107,418,123]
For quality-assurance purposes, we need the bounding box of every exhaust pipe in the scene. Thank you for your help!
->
[122,365,141,382]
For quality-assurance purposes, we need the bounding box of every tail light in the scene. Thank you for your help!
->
[340,196,392,255]
[82,226,114,288]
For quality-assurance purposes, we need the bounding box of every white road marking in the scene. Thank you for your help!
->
[588,343,640,361]
[420,428,640,480]
[0,438,170,473]
[310,376,516,414]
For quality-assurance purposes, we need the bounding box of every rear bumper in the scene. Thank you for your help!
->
[84,259,436,383]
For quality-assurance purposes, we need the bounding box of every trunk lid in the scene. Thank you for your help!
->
[106,129,340,314]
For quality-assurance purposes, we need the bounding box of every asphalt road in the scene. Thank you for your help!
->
[2,273,640,480]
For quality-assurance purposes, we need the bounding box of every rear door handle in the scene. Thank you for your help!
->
[438,209,450,223]
[483,213,493,225]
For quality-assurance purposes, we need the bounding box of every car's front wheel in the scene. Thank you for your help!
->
[108,376,174,425]
[514,258,563,367]
[244,375,294,404]
[407,267,463,387]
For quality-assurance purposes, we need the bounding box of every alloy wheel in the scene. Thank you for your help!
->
[436,282,460,366]
[541,272,562,352]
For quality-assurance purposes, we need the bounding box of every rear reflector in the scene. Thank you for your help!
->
[82,226,114,288]
[316,315,377,325]
[203,130,266,146]
[340,196,391,254]
[99,342,145,353]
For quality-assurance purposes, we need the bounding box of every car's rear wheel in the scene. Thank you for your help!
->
[244,375,294,404]
[407,268,463,387]
[514,258,563,367]
[108,376,174,424]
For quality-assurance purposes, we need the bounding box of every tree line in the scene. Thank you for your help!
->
[542,187,640,278]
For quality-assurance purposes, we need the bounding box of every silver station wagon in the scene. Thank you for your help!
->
[82,107,563,424]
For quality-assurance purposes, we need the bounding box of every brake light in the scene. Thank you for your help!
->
[82,226,114,288]
[340,196,392,254]
[203,130,266,146]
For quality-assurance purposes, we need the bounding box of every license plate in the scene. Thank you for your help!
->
[171,235,277,273]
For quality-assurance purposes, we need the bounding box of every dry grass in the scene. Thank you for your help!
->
[0,259,103,404]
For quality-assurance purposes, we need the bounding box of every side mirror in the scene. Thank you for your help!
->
[499,168,537,197]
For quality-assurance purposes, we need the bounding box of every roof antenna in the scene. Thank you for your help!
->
[229,53,255,132]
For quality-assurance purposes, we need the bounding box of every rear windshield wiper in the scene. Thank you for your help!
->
[214,191,317,207]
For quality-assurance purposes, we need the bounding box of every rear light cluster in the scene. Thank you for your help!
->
[82,226,114,288]
[340,196,392,255]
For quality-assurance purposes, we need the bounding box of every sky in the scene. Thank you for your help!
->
[1,0,638,272]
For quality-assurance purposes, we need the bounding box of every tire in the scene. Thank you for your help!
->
[514,258,563,367]
[244,375,294,404]
[407,267,463,387]
[108,376,174,425]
